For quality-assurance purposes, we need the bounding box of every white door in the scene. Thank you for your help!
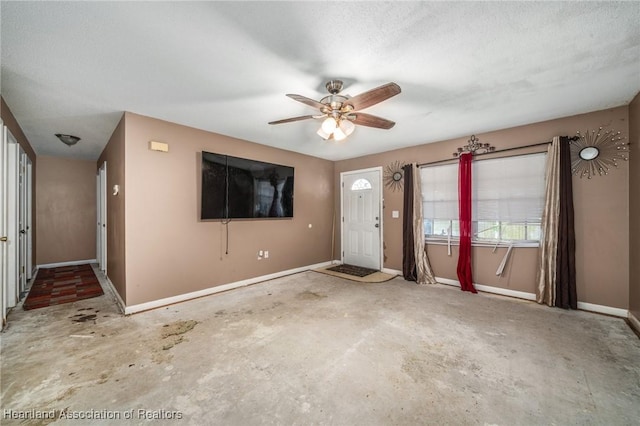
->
[341,168,383,270]
[98,162,107,273]
[6,129,19,309]
[0,122,7,327]
[96,172,101,268]
[26,159,33,280]
[18,149,27,295]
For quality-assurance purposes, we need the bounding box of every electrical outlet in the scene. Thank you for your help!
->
[264,251,269,259]
[259,250,263,257]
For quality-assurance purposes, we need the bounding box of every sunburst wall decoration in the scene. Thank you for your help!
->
[383,160,405,191]
[570,127,629,179]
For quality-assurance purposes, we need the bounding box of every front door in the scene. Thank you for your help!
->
[341,168,382,270]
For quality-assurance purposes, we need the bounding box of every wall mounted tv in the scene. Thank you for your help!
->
[201,151,294,220]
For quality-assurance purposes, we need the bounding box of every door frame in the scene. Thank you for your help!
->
[98,161,107,273]
[96,172,100,270]
[340,166,384,270]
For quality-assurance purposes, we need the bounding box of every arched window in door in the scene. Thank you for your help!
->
[351,178,372,191]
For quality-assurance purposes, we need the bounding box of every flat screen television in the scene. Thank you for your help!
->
[201,151,294,220]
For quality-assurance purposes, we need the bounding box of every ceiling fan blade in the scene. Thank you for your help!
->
[344,82,401,111]
[286,94,326,110]
[351,113,396,129]
[268,115,315,125]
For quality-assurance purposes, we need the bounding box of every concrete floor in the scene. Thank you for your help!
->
[1,266,639,425]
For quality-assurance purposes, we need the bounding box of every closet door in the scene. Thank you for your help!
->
[0,123,7,326]
[5,128,19,310]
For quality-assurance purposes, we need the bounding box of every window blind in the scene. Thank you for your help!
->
[472,153,546,222]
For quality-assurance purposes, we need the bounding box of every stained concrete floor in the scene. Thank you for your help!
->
[1,266,639,425]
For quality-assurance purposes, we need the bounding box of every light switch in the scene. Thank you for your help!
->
[392,210,400,218]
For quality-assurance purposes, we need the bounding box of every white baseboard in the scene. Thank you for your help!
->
[382,267,402,276]
[628,311,640,334]
[124,261,334,315]
[37,259,97,269]
[100,271,125,315]
[436,277,536,301]
[576,301,628,318]
[435,276,627,318]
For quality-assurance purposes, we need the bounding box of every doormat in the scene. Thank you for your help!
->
[313,265,397,283]
[23,264,104,310]
[326,264,378,277]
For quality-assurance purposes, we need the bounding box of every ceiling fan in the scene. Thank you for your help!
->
[268,80,401,141]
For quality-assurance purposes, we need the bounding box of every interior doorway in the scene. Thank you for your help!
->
[1,124,34,328]
[18,150,32,297]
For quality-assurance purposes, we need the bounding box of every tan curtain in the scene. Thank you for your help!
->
[536,137,561,306]
[412,164,437,284]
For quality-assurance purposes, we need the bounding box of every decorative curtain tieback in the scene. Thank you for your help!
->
[496,244,514,276]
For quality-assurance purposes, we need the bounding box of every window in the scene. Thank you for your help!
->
[421,152,547,245]
[351,178,372,191]
[421,163,459,237]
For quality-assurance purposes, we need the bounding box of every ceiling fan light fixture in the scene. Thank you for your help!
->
[321,117,337,134]
[271,80,401,142]
[316,127,331,140]
[55,133,81,146]
[333,127,347,141]
[339,119,355,136]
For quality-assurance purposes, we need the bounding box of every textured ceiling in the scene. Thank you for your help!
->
[1,1,639,161]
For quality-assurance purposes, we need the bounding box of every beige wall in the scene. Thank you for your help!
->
[629,92,640,324]
[122,113,334,305]
[335,106,630,309]
[1,97,37,264]
[36,156,97,265]
[98,115,126,303]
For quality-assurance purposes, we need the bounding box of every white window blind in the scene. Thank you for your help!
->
[421,163,458,220]
[420,152,547,242]
[473,153,546,222]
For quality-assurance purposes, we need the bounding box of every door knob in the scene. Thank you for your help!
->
[375,224,379,228]
[20,230,26,234]
[0,236,7,242]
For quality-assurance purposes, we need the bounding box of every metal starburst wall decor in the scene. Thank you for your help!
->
[570,127,629,179]
[383,160,405,191]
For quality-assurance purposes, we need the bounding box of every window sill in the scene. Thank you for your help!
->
[425,238,539,249]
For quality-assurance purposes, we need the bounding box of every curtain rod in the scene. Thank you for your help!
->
[417,136,578,168]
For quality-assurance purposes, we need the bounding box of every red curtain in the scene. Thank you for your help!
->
[457,153,477,293]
